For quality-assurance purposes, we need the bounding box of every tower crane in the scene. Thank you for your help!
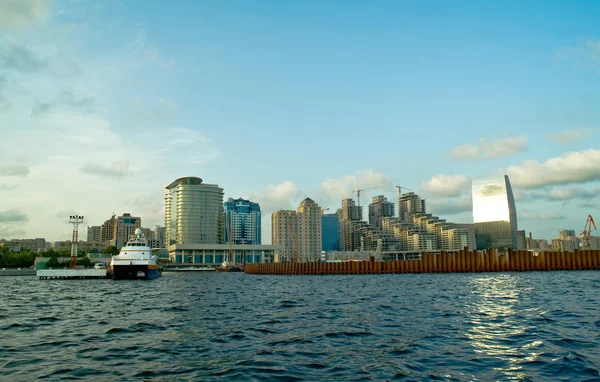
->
[321,208,330,215]
[352,185,384,207]
[396,185,411,197]
[580,214,597,250]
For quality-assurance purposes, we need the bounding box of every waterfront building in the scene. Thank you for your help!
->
[517,230,527,250]
[338,198,363,251]
[165,176,224,246]
[152,225,166,248]
[272,198,323,262]
[0,238,46,252]
[87,226,101,242]
[559,230,576,238]
[368,195,395,228]
[114,213,142,249]
[167,243,280,265]
[472,175,518,250]
[223,198,261,245]
[101,215,114,243]
[321,213,340,251]
[398,192,426,223]
[99,213,142,249]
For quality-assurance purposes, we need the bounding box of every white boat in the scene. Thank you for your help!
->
[110,228,162,280]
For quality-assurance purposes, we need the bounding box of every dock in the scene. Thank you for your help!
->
[245,248,600,275]
[37,269,110,279]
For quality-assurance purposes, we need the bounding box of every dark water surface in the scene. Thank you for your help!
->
[1,272,599,381]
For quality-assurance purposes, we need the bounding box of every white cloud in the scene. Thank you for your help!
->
[0,163,29,176]
[505,149,600,188]
[549,128,596,144]
[81,160,130,178]
[0,209,28,223]
[428,195,473,217]
[520,211,565,221]
[452,136,527,160]
[0,0,53,29]
[247,181,301,215]
[421,174,470,197]
[321,170,390,200]
[523,186,600,202]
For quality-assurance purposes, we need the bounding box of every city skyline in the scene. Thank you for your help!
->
[1,1,599,242]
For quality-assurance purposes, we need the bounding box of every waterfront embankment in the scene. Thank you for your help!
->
[245,248,600,275]
[0,269,36,276]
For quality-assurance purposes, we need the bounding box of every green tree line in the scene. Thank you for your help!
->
[0,245,118,268]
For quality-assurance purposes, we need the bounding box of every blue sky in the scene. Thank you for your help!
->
[1,0,599,242]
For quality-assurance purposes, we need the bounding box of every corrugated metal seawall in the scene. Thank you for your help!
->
[245,248,600,275]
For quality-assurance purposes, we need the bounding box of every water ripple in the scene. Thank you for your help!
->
[0,272,599,380]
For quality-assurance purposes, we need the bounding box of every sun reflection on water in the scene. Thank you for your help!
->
[465,275,543,379]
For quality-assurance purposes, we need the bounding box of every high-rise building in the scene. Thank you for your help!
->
[114,213,142,249]
[272,198,322,262]
[224,198,261,245]
[517,230,527,250]
[101,214,116,243]
[152,225,166,248]
[321,213,340,251]
[472,175,518,250]
[559,230,576,239]
[165,177,224,245]
[99,213,141,249]
[87,226,101,242]
[398,192,426,222]
[368,195,395,228]
[338,198,365,251]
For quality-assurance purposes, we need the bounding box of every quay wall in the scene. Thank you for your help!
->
[244,248,600,275]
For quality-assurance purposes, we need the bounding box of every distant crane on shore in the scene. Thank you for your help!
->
[353,185,384,207]
[580,214,597,249]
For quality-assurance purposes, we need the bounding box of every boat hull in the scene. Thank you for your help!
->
[112,265,162,280]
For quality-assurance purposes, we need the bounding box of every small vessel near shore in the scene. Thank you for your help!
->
[217,260,244,272]
[110,228,162,280]
[168,266,216,272]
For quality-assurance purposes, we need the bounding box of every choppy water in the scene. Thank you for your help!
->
[1,272,599,381]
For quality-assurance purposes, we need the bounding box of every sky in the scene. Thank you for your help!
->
[1,0,599,243]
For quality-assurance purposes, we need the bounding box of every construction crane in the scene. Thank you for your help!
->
[286,220,299,263]
[396,185,411,197]
[580,215,597,249]
[321,208,330,215]
[352,185,384,207]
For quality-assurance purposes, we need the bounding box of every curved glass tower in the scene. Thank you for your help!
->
[165,177,224,245]
[472,175,518,250]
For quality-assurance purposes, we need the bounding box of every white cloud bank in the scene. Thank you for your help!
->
[505,149,600,188]
[321,170,390,200]
[452,136,527,160]
[420,174,470,197]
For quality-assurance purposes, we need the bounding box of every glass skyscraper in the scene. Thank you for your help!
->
[472,175,518,250]
[223,198,262,245]
[321,213,340,251]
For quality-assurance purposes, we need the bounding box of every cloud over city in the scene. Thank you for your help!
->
[0,209,29,223]
[420,174,470,197]
[321,170,391,200]
[452,136,527,160]
[505,149,600,188]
